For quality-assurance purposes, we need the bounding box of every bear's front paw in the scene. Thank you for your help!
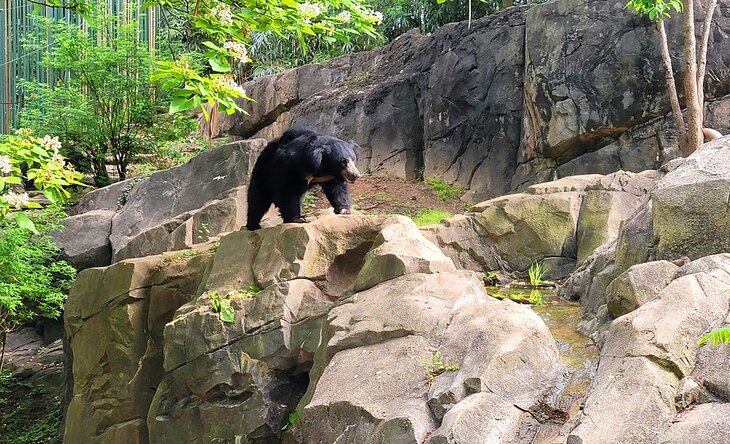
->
[292,216,306,223]
[246,224,262,231]
[335,208,352,215]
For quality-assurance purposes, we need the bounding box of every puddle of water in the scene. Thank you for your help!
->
[486,284,599,428]
[485,285,598,369]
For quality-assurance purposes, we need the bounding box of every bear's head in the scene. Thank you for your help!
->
[310,135,361,184]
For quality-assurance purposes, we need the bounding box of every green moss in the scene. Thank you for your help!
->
[426,178,465,202]
[411,209,452,226]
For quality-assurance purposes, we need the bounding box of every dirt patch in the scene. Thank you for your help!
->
[306,175,468,219]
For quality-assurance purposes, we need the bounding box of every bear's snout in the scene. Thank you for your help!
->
[344,159,361,183]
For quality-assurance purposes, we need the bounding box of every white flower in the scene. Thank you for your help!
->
[40,135,62,153]
[3,191,30,208]
[216,76,246,97]
[366,10,383,24]
[336,11,351,22]
[297,2,323,18]
[210,4,234,26]
[223,41,248,62]
[52,153,66,166]
[0,155,11,175]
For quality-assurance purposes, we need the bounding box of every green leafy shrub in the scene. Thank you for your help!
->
[0,371,62,444]
[0,207,76,371]
[0,129,86,232]
[19,5,187,183]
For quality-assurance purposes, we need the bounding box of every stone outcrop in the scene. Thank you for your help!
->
[212,0,730,200]
[53,139,266,268]
[562,136,730,340]
[64,215,568,443]
[423,170,660,276]
[568,254,730,444]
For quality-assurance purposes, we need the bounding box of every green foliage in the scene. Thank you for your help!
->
[197,223,211,241]
[528,261,547,287]
[625,0,683,21]
[0,208,76,372]
[0,207,76,325]
[281,410,300,433]
[411,208,452,226]
[19,5,179,182]
[0,130,86,231]
[302,190,317,215]
[698,327,730,347]
[208,291,235,323]
[419,351,460,379]
[148,0,384,122]
[0,371,62,444]
[426,178,465,202]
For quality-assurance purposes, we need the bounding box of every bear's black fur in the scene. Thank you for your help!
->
[246,128,361,230]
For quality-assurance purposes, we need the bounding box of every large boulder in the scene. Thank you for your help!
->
[63,252,214,444]
[653,136,730,260]
[293,272,563,444]
[64,214,567,443]
[424,170,658,275]
[54,139,266,268]
[567,254,730,443]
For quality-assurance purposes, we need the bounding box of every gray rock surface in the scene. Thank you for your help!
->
[54,139,266,267]
[605,260,678,318]
[212,0,730,197]
[568,254,730,443]
[51,209,114,269]
[653,136,730,260]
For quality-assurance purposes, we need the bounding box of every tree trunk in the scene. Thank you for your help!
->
[696,0,718,122]
[658,20,687,151]
[682,0,703,155]
[90,154,111,187]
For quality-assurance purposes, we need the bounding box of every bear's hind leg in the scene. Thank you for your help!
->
[277,194,305,223]
[246,185,272,231]
[321,181,352,214]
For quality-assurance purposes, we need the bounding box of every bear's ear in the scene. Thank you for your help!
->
[347,139,360,153]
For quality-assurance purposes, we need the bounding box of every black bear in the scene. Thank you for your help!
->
[246,128,361,230]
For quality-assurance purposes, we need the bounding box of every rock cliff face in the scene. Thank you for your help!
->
[213,0,730,201]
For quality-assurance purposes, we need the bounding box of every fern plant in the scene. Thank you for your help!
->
[698,327,730,347]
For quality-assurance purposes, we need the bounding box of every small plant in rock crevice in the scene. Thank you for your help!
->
[528,261,547,287]
[197,223,211,241]
[208,291,235,323]
[699,327,730,347]
[226,285,261,301]
[281,411,300,433]
[419,351,460,379]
